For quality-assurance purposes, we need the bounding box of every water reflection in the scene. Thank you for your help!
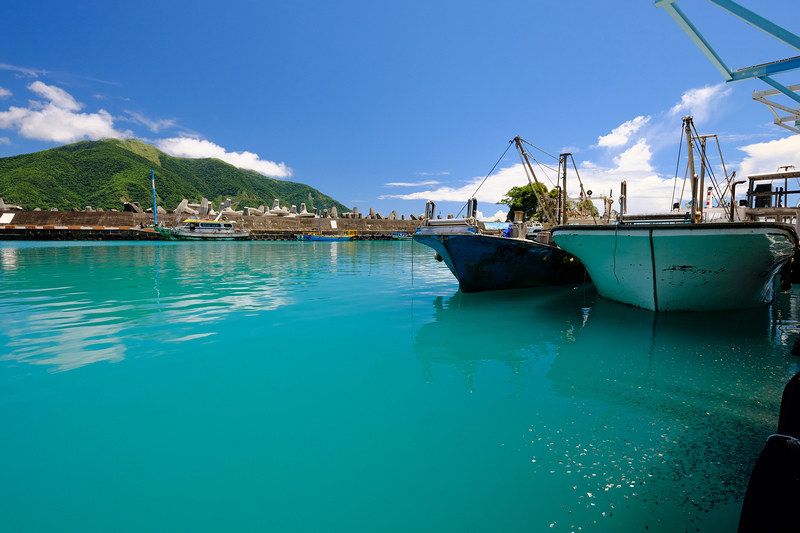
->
[0,240,449,373]
[413,284,800,531]
[414,286,799,393]
[414,285,593,391]
[1,247,17,270]
[0,242,324,371]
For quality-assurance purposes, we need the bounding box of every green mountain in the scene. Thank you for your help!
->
[0,138,350,213]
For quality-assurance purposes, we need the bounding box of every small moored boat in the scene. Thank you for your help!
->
[153,218,250,241]
[296,230,357,241]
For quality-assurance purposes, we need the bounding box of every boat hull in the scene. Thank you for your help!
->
[413,232,587,292]
[154,228,250,241]
[296,234,352,241]
[552,223,798,311]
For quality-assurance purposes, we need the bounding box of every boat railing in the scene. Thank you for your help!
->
[742,169,800,230]
[745,169,800,210]
[620,212,692,224]
[424,217,478,227]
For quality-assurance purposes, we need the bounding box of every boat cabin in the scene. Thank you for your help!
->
[742,168,800,231]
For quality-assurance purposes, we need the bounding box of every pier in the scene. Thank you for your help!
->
[0,210,423,241]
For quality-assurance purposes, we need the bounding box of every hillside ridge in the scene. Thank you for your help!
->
[0,139,349,213]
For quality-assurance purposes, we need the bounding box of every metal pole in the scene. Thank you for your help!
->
[730,180,745,221]
[513,137,557,225]
[684,117,699,222]
[698,137,706,221]
[151,170,157,226]
[560,154,569,225]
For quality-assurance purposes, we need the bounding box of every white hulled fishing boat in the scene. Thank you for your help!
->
[552,117,799,312]
[154,217,250,241]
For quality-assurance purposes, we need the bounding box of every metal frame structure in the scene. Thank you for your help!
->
[654,0,800,133]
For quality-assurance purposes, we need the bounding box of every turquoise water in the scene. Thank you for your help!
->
[1,241,799,532]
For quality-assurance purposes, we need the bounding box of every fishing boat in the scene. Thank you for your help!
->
[412,137,604,292]
[146,170,250,241]
[295,207,356,241]
[551,117,800,312]
[391,232,412,241]
[153,217,250,241]
[414,213,587,292]
[296,230,357,242]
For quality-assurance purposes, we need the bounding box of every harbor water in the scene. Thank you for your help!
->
[1,241,798,532]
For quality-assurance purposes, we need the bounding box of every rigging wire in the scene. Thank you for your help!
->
[670,122,685,211]
[514,138,558,224]
[455,140,514,218]
[518,137,559,161]
[518,138,559,189]
[687,121,728,211]
[569,155,597,224]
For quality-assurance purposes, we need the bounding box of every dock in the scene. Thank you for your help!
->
[0,211,423,241]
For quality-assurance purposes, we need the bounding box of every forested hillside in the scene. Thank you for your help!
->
[0,139,349,213]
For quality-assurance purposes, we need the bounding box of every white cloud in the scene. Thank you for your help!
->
[384,180,440,187]
[0,81,132,143]
[379,163,545,206]
[0,86,10,99]
[668,84,732,124]
[736,136,800,178]
[0,80,292,180]
[597,116,650,148]
[156,137,293,178]
[478,209,508,221]
[125,110,176,133]
[28,81,81,111]
[0,63,41,78]
[0,137,10,145]
[574,160,675,214]
[613,138,653,172]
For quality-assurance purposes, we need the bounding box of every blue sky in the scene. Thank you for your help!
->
[0,0,798,218]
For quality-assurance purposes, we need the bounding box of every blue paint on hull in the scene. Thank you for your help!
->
[413,232,587,292]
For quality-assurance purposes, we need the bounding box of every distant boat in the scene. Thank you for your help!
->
[153,218,250,241]
[391,232,412,241]
[296,230,357,241]
[147,171,250,241]
[552,117,800,312]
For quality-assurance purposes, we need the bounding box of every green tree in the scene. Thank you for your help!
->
[499,184,600,222]
[571,196,600,217]
[498,183,549,221]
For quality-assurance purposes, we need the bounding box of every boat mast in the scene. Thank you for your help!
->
[513,136,557,225]
[151,170,158,226]
[684,116,700,222]
[559,154,569,225]
[698,135,707,221]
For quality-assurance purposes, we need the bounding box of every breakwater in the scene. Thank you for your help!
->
[0,211,423,241]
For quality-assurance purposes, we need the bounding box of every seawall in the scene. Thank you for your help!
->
[0,210,424,240]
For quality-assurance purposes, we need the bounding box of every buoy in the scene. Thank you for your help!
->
[434,253,443,262]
